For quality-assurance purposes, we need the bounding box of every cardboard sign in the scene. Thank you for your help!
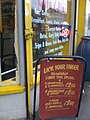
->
[39,59,84,119]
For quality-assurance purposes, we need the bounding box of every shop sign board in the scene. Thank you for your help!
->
[39,59,84,119]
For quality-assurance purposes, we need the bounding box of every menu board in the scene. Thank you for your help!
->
[32,0,71,62]
[39,59,83,119]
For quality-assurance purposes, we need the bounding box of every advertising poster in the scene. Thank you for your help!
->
[39,59,83,119]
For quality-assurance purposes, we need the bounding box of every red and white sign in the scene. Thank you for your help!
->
[61,28,70,37]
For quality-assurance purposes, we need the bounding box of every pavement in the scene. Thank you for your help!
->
[15,81,90,120]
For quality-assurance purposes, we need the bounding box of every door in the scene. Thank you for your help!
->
[25,0,78,116]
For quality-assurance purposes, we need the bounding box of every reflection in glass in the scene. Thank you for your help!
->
[0,0,17,80]
[85,0,90,35]
[32,0,71,67]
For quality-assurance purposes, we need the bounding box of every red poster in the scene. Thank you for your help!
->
[39,59,84,119]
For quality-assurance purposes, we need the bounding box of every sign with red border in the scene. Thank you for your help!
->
[39,59,83,119]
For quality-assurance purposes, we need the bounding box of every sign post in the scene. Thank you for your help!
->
[33,56,86,120]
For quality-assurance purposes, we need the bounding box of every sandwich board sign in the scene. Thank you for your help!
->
[33,56,86,120]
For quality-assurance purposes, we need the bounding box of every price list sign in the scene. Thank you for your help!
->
[39,59,84,119]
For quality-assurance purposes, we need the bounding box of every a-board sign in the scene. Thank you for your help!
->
[39,59,84,119]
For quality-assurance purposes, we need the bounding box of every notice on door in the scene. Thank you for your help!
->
[39,59,84,119]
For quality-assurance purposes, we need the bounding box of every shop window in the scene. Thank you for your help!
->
[85,0,90,35]
[32,0,72,68]
[0,0,19,84]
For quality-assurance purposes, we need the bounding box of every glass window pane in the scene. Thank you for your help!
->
[85,0,90,35]
[32,0,72,67]
[0,0,17,81]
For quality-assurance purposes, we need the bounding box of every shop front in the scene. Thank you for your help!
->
[0,0,87,119]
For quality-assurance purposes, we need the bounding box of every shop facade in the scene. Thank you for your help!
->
[0,0,88,119]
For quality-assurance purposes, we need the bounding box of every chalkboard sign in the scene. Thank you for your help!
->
[39,57,85,119]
